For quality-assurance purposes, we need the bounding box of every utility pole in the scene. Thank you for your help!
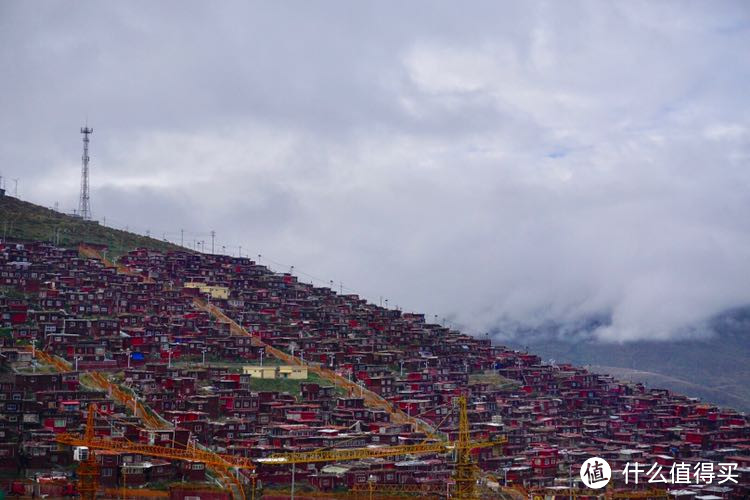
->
[180,229,184,247]
[210,230,215,254]
[12,178,18,197]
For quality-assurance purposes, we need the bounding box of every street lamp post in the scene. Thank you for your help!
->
[569,462,574,500]
[31,339,37,373]
[291,462,296,500]
[367,474,377,500]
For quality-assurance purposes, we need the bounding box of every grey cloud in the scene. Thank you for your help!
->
[2,1,750,342]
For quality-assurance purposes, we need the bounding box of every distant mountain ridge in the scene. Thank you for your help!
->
[497,308,750,411]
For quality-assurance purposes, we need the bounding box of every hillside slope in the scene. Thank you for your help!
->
[0,194,184,257]
[5,193,748,413]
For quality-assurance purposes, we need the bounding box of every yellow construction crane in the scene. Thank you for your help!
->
[57,404,257,500]
[258,396,506,500]
[61,397,503,500]
[75,401,99,500]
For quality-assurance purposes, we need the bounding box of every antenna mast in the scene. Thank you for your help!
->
[78,125,93,220]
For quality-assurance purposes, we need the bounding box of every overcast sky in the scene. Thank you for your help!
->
[2,1,750,342]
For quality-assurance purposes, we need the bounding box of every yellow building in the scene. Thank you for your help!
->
[242,365,308,379]
[184,282,230,300]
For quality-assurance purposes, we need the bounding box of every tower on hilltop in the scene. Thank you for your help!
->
[78,125,93,220]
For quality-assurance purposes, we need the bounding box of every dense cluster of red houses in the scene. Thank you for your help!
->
[0,240,748,498]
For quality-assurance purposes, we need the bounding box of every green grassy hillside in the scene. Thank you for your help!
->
[0,194,185,258]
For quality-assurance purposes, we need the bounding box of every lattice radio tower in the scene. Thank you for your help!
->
[78,125,93,220]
